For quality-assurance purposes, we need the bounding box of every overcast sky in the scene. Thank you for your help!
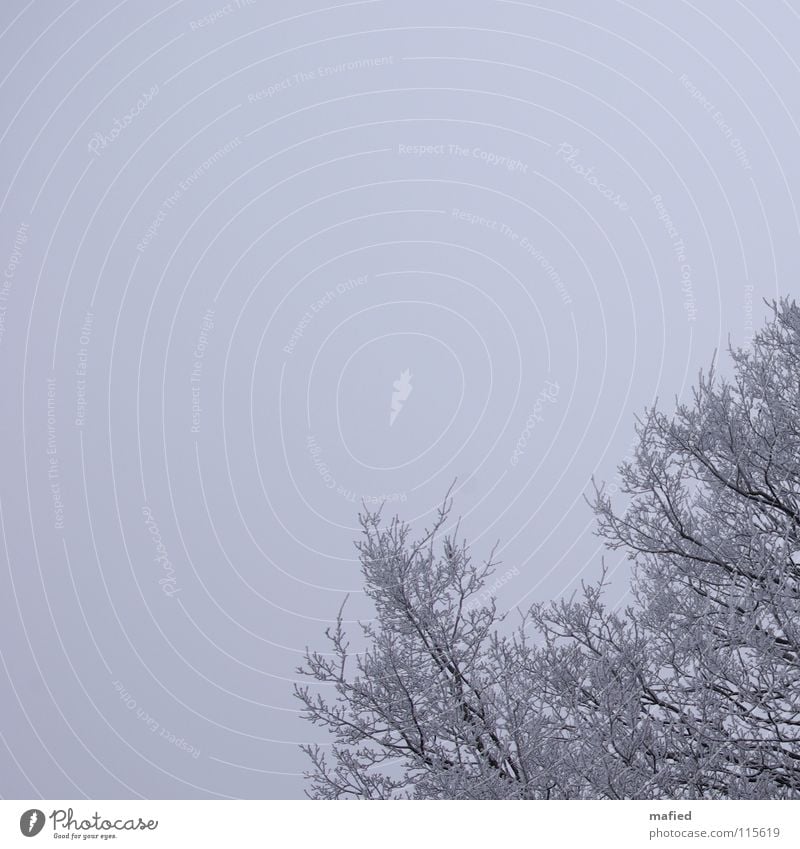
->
[0,0,795,798]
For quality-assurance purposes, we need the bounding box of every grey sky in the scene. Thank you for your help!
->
[0,0,794,798]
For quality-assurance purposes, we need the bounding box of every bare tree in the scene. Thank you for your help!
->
[295,497,551,799]
[296,299,800,799]
[590,297,800,797]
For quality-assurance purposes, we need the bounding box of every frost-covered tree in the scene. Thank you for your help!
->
[589,297,800,797]
[295,498,548,799]
[296,300,800,799]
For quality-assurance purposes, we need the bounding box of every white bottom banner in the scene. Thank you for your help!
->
[1,800,798,848]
